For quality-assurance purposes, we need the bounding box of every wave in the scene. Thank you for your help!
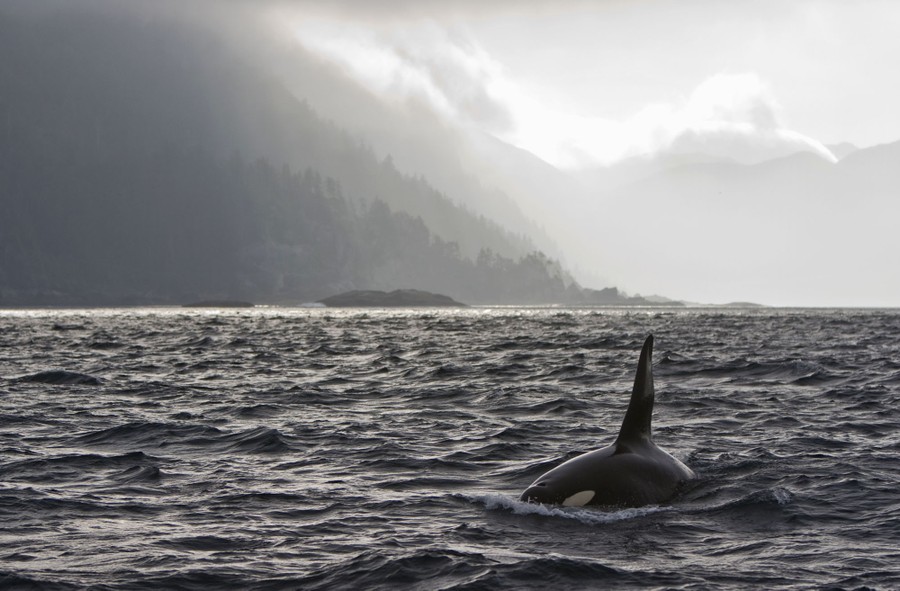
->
[455,555,627,590]
[0,572,80,591]
[535,364,586,381]
[70,421,223,448]
[110,464,162,484]
[535,397,591,414]
[721,487,794,508]
[681,486,795,520]
[88,339,125,350]
[68,422,291,454]
[464,493,671,525]
[51,322,86,332]
[0,491,126,519]
[0,451,160,483]
[14,370,102,386]
[5,308,900,590]
[156,534,267,552]
[294,546,627,591]
[660,357,845,386]
[578,336,622,349]
[236,403,285,418]
[180,335,217,348]
[380,475,472,491]
[295,548,480,591]
[460,486,792,530]
[221,426,292,453]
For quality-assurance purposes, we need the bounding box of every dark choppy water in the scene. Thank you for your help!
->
[2,307,899,590]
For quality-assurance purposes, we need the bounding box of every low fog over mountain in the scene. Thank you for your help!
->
[2,1,899,306]
[583,143,900,306]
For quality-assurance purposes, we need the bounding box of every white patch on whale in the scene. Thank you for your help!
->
[563,490,595,507]
[462,493,671,525]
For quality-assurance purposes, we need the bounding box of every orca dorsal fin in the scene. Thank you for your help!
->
[615,335,655,445]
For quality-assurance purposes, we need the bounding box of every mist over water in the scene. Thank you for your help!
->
[2,307,899,589]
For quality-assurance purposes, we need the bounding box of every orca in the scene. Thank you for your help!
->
[520,335,695,508]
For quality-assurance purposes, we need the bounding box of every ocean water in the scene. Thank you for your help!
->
[1,307,898,590]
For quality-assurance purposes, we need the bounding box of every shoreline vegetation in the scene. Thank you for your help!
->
[0,289,766,309]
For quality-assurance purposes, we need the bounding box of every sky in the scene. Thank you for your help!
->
[280,0,900,169]
[265,0,900,306]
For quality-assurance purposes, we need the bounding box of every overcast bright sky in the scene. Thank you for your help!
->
[282,0,900,169]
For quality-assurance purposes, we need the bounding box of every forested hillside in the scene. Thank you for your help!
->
[0,2,587,305]
[1,143,576,304]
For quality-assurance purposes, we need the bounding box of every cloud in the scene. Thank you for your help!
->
[286,5,834,170]
[660,73,837,164]
[503,72,836,168]
[682,72,782,130]
[290,16,514,133]
[266,0,602,22]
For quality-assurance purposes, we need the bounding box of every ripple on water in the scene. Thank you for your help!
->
[1,307,899,589]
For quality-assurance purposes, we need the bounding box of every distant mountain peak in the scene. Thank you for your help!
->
[825,142,860,161]
[663,126,837,166]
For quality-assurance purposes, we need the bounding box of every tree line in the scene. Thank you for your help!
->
[0,142,578,305]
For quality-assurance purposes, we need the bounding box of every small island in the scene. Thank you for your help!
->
[183,300,255,308]
[318,289,466,308]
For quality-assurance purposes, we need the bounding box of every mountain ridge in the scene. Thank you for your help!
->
[579,137,900,306]
[0,2,639,307]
